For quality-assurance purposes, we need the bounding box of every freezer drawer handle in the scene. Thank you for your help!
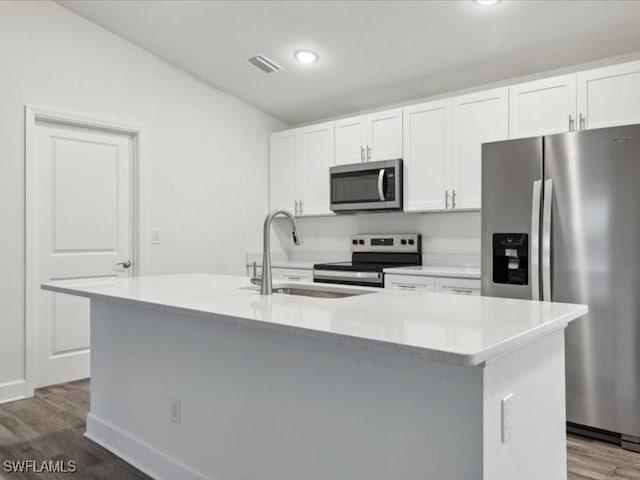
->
[531,180,542,301]
[542,179,553,301]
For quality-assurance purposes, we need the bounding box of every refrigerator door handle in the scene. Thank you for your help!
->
[531,180,542,301]
[542,178,554,301]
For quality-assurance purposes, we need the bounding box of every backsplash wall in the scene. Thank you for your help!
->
[272,211,481,267]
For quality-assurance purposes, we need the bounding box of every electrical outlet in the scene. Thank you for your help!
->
[502,393,514,442]
[170,397,182,425]
[152,229,161,245]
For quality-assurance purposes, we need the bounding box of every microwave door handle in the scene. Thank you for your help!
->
[377,168,386,201]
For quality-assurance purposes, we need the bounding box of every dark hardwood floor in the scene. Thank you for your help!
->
[0,379,639,479]
[0,380,148,479]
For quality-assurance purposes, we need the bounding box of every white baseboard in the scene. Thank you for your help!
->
[85,413,210,480]
[0,379,27,404]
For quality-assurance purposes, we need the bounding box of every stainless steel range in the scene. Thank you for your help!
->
[313,234,422,288]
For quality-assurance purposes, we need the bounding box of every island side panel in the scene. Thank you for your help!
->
[87,298,485,480]
[482,329,567,480]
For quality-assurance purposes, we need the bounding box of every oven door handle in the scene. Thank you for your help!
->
[378,168,386,201]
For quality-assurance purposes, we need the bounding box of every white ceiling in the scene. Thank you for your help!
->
[58,0,640,125]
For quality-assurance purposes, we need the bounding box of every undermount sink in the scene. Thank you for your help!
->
[243,283,376,299]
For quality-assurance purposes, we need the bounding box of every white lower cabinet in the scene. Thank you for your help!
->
[385,274,480,296]
[273,268,313,282]
[434,277,481,296]
[246,265,313,283]
[385,274,435,291]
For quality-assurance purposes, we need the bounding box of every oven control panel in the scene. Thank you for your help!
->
[351,234,421,253]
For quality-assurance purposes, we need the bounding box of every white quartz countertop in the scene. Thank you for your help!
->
[383,265,481,279]
[42,274,587,367]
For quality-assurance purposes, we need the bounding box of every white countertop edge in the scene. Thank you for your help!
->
[41,283,586,367]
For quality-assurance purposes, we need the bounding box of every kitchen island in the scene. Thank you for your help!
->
[42,274,587,480]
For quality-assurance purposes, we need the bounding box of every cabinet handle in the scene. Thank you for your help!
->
[579,113,585,131]
[569,115,574,131]
[450,288,473,294]
[294,200,299,215]
[396,284,417,289]
[452,189,457,209]
[445,190,449,209]
[367,145,371,162]
[360,145,365,162]
[284,275,303,280]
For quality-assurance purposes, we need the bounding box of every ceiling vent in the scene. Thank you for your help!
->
[248,54,284,74]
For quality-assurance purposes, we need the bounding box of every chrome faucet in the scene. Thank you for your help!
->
[258,209,302,295]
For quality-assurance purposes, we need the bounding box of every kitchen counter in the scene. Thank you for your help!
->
[384,265,481,279]
[43,273,584,366]
[41,273,587,480]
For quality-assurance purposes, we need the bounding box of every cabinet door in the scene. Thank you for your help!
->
[273,268,313,282]
[452,88,509,209]
[509,74,577,138]
[297,122,334,216]
[334,115,366,165]
[385,274,435,291]
[367,108,403,162]
[403,100,452,211]
[577,60,640,130]
[434,277,481,296]
[269,129,298,211]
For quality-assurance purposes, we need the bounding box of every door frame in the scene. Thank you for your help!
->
[24,105,149,397]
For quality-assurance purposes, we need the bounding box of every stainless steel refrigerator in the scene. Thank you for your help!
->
[481,124,640,452]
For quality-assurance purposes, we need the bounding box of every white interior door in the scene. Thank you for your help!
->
[366,108,403,162]
[334,116,366,165]
[34,121,134,388]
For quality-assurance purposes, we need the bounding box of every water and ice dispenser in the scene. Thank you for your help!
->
[492,233,528,285]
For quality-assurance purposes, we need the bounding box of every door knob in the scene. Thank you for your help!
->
[117,260,132,269]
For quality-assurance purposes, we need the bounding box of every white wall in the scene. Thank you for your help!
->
[0,1,284,397]
[271,211,481,267]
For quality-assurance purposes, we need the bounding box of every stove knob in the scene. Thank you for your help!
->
[352,240,358,245]
[408,239,415,245]
[401,239,407,245]
[359,240,365,245]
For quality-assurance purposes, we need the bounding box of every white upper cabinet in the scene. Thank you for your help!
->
[509,74,577,138]
[334,115,367,165]
[403,99,452,211]
[452,88,509,210]
[269,129,298,212]
[577,60,640,130]
[297,122,334,216]
[335,108,402,164]
[366,108,403,162]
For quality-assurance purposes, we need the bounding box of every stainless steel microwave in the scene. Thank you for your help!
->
[330,159,403,212]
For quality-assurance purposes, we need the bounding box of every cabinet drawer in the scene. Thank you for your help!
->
[272,268,313,282]
[385,274,435,291]
[435,278,481,296]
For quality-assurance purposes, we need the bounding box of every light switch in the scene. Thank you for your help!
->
[152,229,161,245]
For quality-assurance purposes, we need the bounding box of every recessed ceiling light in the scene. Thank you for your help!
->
[294,49,319,64]
[473,0,501,5]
